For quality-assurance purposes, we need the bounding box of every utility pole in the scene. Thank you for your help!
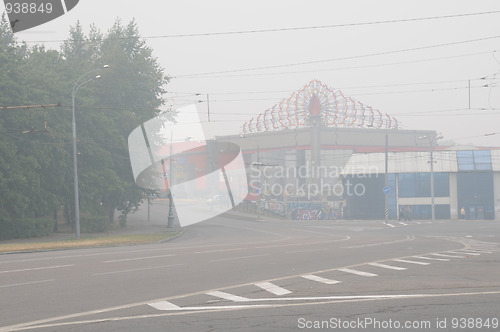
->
[207,94,210,122]
[430,138,435,221]
[167,132,175,228]
[384,132,389,224]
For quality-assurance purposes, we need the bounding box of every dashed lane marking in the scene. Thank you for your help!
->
[103,254,176,263]
[93,264,186,276]
[255,282,292,296]
[0,279,54,289]
[430,253,466,258]
[147,301,181,311]
[338,268,378,277]
[206,291,250,302]
[449,251,480,256]
[392,259,430,266]
[0,264,74,274]
[412,256,450,262]
[209,254,270,263]
[301,275,342,285]
[195,248,245,254]
[461,249,493,254]
[368,262,407,271]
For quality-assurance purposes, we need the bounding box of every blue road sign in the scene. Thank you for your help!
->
[383,186,391,194]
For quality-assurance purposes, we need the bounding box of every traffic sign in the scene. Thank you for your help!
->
[383,186,391,194]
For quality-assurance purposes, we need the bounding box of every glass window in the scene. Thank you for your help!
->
[398,173,431,197]
[456,150,492,171]
[473,150,492,171]
[457,151,474,171]
[433,173,449,197]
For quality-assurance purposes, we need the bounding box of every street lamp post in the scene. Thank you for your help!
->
[240,134,262,220]
[72,65,109,239]
[419,134,440,221]
[167,132,175,228]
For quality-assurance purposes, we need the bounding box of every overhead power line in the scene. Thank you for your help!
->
[175,35,500,78]
[128,10,500,39]
[22,10,500,43]
[176,50,498,79]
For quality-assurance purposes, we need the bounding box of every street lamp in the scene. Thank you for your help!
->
[419,134,441,221]
[240,134,262,220]
[162,133,192,228]
[72,65,109,239]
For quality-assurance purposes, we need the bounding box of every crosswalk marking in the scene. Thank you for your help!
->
[430,253,465,258]
[399,222,408,226]
[449,251,480,256]
[412,256,450,261]
[462,249,492,253]
[385,223,396,227]
[393,259,430,266]
[206,291,250,302]
[368,262,407,271]
[338,268,378,277]
[148,300,181,311]
[301,274,342,285]
[255,282,292,296]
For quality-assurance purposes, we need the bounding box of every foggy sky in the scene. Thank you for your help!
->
[9,0,500,147]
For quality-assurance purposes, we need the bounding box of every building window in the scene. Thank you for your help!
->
[433,173,450,197]
[398,173,430,197]
[398,173,449,198]
[457,150,492,171]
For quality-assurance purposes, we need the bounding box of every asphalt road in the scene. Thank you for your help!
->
[1,211,499,331]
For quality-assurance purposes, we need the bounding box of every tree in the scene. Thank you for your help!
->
[0,15,171,238]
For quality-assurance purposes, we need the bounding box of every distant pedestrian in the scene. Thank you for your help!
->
[405,205,411,221]
[399,206,404,221]
[460,207,466,219]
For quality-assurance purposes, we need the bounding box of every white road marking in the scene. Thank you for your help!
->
[342,236,414,249]
[0,264,74,274]
[206,291,250,302]
[255,236,350,249]
[412,256,450,261]
[103,254,175,263]
[6,291,500,331]
[399,222,408,226]
[393,259,430,265]
[368,263,407,271]
[195,248,245,254]
[338,268,378,277]
[286,248,328,254]
[462,249,492,253]
[148,301,180,311]
[93,263,185,276]
[430,253,465,258]
[255,282,292,295]
[0,279,54,289]
[209,254,269,263]
[11,290,500,330]
[385,223,396,227]
[301,275,341,285]
[449,251,480,256]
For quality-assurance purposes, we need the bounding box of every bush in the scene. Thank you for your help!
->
[0,217,55,240]
[80,215,108,233]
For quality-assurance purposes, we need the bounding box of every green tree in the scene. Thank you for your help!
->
[1,15,170,238]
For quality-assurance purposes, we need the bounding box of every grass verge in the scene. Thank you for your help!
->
[0,230,182,254]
